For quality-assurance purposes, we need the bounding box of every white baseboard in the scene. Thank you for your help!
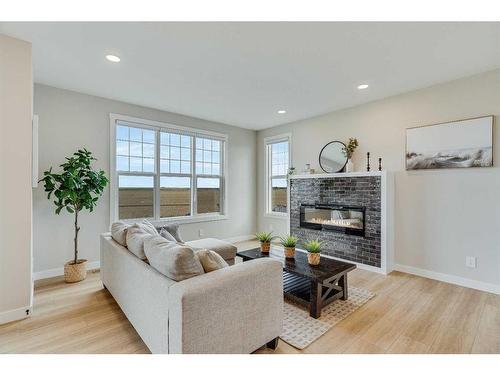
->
[0,305,32,325]
[33,261,100,281]
[394,263,500,295]
[223,234,256,244]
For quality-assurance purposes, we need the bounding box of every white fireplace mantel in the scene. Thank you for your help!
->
[289,171,386,179]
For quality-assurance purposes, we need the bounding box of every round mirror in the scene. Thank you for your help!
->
[319,141,348,173]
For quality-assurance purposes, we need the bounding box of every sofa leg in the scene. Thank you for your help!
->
[266,337,279,350]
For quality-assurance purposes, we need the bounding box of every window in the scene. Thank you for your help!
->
[265,135,290,215]
[111,115,226,222]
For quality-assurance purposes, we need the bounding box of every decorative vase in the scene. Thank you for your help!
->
[260,242,271,253]
[345,158,354,173]
[307,253,320,266]
[284,246,296,259]
[64,259,87,283]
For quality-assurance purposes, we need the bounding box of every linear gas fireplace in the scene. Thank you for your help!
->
[300,203,365,237]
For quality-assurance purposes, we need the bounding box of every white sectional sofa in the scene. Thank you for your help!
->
[100,233,283,354]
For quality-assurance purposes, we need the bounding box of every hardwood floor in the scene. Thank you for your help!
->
[1,240,499,354]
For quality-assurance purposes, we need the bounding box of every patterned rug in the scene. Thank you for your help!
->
[280,287,375,349]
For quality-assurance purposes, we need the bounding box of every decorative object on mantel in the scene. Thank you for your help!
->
[39,149,108,283]
[255,231,275,253]
[406,115,493,170]
[303,163,311,174]
[319,141,348,173]
[304,239,325,265]
[378,157,382,171]
[366,152,371,172]
[280,235,298,259]
[288,167,296,176]
[342,138,359,173]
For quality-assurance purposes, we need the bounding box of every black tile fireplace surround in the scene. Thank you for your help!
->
[300,203,366,237]
[290,175,381,267]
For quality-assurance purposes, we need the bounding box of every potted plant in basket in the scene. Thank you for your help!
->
[255,232,275,253]
[304,239,326,266]
[280,235,298,259]
[40,149,108,283]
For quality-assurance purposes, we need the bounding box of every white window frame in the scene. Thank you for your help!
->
[110,113,228,225]
[264,133,291,219]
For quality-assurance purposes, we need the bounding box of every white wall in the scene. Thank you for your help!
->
[257,69,500,291]
[33,84,257,275]
[0,35,33,323]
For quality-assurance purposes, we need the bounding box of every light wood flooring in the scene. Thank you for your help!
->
[1,240,499,354]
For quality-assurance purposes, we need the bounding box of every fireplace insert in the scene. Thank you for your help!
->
[300,203,365,237]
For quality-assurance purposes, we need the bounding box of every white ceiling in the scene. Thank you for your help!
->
[1,22,499,130]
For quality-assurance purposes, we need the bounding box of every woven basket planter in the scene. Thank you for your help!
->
[260,242,271,253]
[307,253,321,266]
[64,259,87,283]
[284,246,295,259]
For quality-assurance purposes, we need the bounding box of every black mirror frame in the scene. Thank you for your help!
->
[318,140,348,173]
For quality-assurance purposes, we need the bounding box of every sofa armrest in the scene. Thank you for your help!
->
[168,258,283,353]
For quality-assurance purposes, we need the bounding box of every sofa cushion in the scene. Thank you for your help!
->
[126,223,158,259]
[159,227,177,242]
[144,236,204,281]
[196,249,229,273]
[141,219,159,235]
[111,221,130,246]
[185,238,237,261]
[156,223,183,243]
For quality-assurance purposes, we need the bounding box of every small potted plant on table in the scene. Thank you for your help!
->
[280,235,298,259]
[40,149,108,283]
[255,232,275,253]
[304,239,325,266]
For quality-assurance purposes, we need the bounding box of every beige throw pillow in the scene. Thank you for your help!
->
[144,236,204,281]
[157,223,183,243]
[111,221,130,246]
[126,223,157,259]
[196,249,229,273]
[141,219,159,235]
[159,227,177,242]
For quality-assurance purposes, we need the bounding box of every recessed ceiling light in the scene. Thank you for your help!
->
[357,84,369,90]
[277,110,287,114]
[106,54,121,63]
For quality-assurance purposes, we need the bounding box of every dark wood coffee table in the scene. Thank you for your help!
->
[237,247,356,318]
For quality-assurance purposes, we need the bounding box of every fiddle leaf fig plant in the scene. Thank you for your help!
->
[40,149,108,265]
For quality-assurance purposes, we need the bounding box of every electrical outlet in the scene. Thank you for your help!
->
[466,256,477,268]
[198,229,204,237]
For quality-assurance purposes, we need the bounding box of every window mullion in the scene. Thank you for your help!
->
[191,136,197,216]
[154,129,161,220]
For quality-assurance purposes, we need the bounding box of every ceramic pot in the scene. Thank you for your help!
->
[345,158,354,173]
[284,246,295,259]
[307,253,320,266]
[260,242,271,253]
[64,259,87,283]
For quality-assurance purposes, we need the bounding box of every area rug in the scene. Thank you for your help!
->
[280,287,375,349]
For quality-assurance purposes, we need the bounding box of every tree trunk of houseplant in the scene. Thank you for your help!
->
[64,209,87,283]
